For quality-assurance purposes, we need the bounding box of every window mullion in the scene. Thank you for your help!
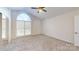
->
[24,21,25,35]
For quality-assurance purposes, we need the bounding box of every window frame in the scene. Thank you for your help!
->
[16,20,31,37]
[2,19,7,39]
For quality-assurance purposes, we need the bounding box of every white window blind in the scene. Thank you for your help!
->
[2,19,6,39]
[25,21,31,35]
[16,13,31,37]
[16,21,24,36]
[16,21,31,37]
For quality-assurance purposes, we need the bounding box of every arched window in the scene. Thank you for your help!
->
[17,13,31,21]
[16,13,31,37]
[2,14,7,39]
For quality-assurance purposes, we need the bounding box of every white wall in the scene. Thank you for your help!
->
[31,15,42,35]
[43,10,79,43]
[11,10,42,39]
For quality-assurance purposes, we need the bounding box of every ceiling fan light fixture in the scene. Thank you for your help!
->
[38,9,43,13]
[31,7,47,13]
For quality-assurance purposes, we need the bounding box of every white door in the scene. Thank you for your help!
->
[74,16,79,46]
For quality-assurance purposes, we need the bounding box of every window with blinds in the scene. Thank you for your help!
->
[2,19,6,39]
[16,13,31,37]
[24,21,31,35]
[16,21,24,36]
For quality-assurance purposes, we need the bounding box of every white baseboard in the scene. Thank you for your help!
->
[43,34,74,44]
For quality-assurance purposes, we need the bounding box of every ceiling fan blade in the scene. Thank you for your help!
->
[31,7,47,13]
[40,7,45,8]
[43,9,47,12]
[31,7,37,9]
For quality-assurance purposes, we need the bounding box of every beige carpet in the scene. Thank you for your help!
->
[0,34,79,51]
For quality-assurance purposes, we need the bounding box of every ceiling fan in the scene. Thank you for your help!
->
[31,7,47,13]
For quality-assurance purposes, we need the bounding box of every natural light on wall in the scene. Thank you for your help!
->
[16,13,31,37]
